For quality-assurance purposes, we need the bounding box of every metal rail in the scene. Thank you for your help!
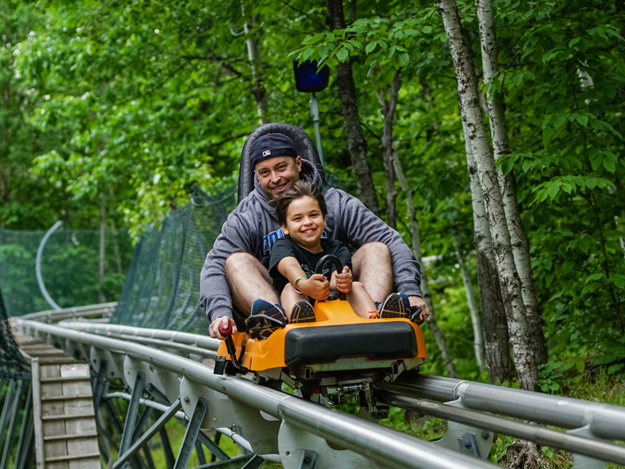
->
[19,318,492,469]
[21,302,117,323]
[378,374,625,440]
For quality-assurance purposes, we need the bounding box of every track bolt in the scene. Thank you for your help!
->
[464,440,472,448]
[482,431,490,439]
[304,456,311,464]
[184,396,190,403]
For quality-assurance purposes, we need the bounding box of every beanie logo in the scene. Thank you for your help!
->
[262,149,271,157]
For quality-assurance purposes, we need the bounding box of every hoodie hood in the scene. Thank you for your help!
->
[253,158,324,213]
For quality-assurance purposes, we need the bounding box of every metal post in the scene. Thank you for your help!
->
[0,380,16,443]
[1,379,24,469]
[15,411,34,469]
[173,398,208,469]
[195,440,207,465]
[114,399,182,469]
[153,409,175,469]
[12,381,32,469]
[93,360,108,411]
[210,433,222,463]
[309,93,324,167]
[241,455,265,469]
[36,220,63,310]
[119,372,146,457]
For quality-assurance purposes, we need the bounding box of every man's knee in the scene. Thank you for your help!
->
[225,252,264,278]
[354,242,391,265]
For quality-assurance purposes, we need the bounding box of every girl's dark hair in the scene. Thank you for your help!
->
[274,181,327,226]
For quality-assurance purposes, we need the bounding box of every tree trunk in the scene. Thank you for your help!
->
[464,119,514,383]
[110,220,123,275]
[241,2,269,124]
[393,148,459,379]
[454,233,485,371]
[376,69,401,229]
[98,194,106,303]
[326,0,380,216]
[439,0,538,390]
[476,0,547,365]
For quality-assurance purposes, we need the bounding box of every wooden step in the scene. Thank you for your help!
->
[44,432,98,442]
[41,394,93,402]
[41,376,91,383]
[42,412,95,421]
[45,453,100,463]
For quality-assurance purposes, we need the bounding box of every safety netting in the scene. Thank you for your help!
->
[111,185,237,334]
[0,227,132,316]
[0,286,30,378]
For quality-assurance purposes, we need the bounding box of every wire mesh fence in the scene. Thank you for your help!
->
[111,185,237,334]
[0,227,132,316]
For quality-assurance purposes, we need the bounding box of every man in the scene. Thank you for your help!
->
[200,132,428,339]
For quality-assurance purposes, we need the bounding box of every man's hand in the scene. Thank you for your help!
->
[209,317,237,340]
[408,296,429,324]
[299,274,330,301]
[334,266,353,294]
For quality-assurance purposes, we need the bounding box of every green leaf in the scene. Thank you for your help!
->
[576,114,588,127]
[302,48,315,61]
[552,115,567,128]
[397,52,410,67]
[548,382,560,391]
[548,181,561,200]
[365,41,377,54]
[586,178,598,190]
[422,25,432,34]
[543,259,553,270]
[578,237,590,253]
[612,275,625,289]
[608,363,624,375]
[568,37,581,48]
[512,72,524,86]
[336,47,349,62]
[585,273,603,284]
[603,157,616,173]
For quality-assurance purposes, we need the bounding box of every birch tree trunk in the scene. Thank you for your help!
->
[98,194,106,303]
[393,149,459,379]
[326,0,380,216]
[439,0,538,390]
[476,0,547,365]
[241,2,269,124]
[376,69,401,230]
[464,120,514,382]
[454,234,485,371]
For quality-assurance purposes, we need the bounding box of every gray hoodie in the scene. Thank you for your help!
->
[200,160,422,322]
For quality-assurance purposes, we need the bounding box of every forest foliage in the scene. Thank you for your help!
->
[1,0,625,389]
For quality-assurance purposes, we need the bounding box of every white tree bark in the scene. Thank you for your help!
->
[463,120,514,382]
[376,69,402,229]
[476,0,547,364]
[241,2,269,124]
[454,234,485,370]
[393,149,459,379]
[439,0,538,390]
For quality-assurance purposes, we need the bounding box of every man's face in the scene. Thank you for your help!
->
[254,156,302,199]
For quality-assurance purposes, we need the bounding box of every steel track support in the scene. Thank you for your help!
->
[152,409,176,469]
[114,399,182,469]
[147,383,230,462]
[174,397,208,469]
[12,381,32,469]
[119,372,146,456]
[0,379,16,442]
[210,433,221,463]
[241,455,265,469]
[195,440,207,465]
[191,455,253,469]
[93,360,108,411]
[0,379,23,469]
[15,410,34,469]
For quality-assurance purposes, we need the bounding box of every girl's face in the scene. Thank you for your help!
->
[282,196,326,250]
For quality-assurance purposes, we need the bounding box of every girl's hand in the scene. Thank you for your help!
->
[334,266,353,294]
[299,274,330,301]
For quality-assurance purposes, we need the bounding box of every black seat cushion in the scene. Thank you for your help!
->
[284,322,418,367]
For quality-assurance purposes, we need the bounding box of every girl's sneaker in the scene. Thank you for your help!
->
[290,300,316,324]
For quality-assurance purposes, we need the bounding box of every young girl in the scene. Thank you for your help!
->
[263,180,407,323]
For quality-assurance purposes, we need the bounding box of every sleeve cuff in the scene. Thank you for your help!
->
[396,282,422,298]
[209,308,233,323]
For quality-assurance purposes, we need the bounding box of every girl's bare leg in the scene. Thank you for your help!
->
[281,283,309,321]
[346,282,377,318]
